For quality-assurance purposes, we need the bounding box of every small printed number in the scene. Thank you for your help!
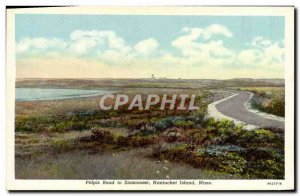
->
[267,182,282,185]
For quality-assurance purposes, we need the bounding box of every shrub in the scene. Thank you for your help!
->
[49,121,89,132]
[217,119,234,129]
[91,128,114,143]
[186,129,202,137]
[129,135,158,147]
[53,122,69,132]
[251,93,285,117]
[70,121,89,131]
[154,117,176,130]
[193,132,206,144]
[116,135,158,147]
[109,111,118,117]
[15,119,38,132]
[162,127,186,143]
[203,117,217,127]
[80,128,114,144]
[161,143,194,162]
[186,127,221,145]
[234,146,284,178]
[15,112,92,133]
[246,159,284,179]
[255,129,276,141]
[154,116,201,131]
[174,120,194,128]
[124,119,148,129]
[116,136,130,147]
[150,117,159,123]
[257,91,266,97]
[15,116,51,133]
[191,155,220,170]
[149,117,284,179]
[265,96,285,117]
[139,124,157,136]
[219,152,247,174]
[51,139,75,153]
[193,147,247,174]
[240,131,258,144]
[195,145,245,157]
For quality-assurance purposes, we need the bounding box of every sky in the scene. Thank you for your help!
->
[15,14,285,79]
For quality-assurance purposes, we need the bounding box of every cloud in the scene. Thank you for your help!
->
[263,42,284,63]
[237,49,261,66]
[15,25,284,79]
[247,36,284,67]
[171,24,234,64]
[134,38,159,56]
[16,37,67,54]
[69,30,131,56]
[251,36,272,47]
[16,30,135,59]
[201,24,233,39]
[69,37,98,55]
[172,24,233,49]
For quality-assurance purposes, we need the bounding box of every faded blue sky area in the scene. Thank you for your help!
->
[15,14,285,79]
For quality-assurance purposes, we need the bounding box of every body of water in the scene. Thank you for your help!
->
[16,88,115,101]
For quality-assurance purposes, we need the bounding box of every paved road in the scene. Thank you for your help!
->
[215,92,284,129]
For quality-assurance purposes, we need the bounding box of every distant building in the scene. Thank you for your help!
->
[151,74,155,79]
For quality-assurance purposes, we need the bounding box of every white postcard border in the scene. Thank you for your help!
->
[6,6,295,191]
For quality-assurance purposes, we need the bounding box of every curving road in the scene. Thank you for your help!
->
[215,92,284,130]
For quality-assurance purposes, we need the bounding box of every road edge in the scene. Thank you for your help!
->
[207,93,258,131]
[244,92,285,122]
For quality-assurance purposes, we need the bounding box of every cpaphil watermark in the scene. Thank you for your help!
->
[99,94,200,110]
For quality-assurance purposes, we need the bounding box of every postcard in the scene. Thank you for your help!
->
[6,6,295,191]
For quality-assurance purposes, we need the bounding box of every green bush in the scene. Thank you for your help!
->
[116,136,130,147]
[150,117,159,123]
[203,117,217,127]
[109,111,118,117]
[219,152,247,174]
[139,124,157,136]
[80,128,114,144]
[116,135,158,147]
[217,119,234,129]
[196,145,245,156]
[130,135,158,147]
[160,143,194,162]
[174,120,194,128]
[154,114,204,131]
[240,131,257,144]
[255,129,276,141]
[52,122,72,132]
[265,96,285,117]
[15,116,52,133]
[154,117,178,130]
[51,139,75,153]
[251,93,285,117]
[246,159,284,179]
[15,110,95,133]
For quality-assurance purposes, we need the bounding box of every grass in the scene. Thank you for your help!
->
[239,87,285,117]
[239,87,284,93]
[15,115,284,179]
[15,86,285,179]
[16,148,243,179]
